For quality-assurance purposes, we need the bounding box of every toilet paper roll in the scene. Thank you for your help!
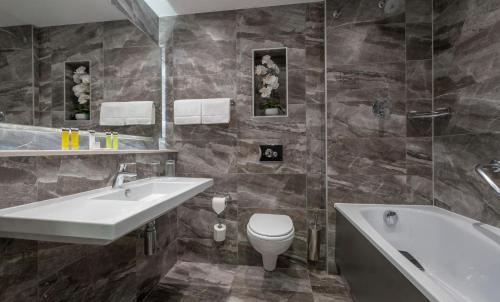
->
[212,197,227,215]
[214,223,226,242]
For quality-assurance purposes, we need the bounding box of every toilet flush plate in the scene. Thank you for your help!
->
[259,145,283,162]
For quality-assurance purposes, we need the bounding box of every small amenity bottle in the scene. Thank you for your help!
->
[61,128,70,150]
[105,132,112,149]
[71,128,79,150]
[112,132,119,150]
[88,130,96,150]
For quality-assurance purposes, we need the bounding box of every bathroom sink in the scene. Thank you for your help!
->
[0,177,213,245]
[93,181,191,202]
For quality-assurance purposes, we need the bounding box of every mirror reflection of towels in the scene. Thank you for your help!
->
[100,101,155,126]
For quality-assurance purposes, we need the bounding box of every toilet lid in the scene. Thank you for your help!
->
[248,214,294,237]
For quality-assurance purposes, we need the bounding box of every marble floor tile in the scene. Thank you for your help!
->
[309,272,353,302]
[232,266,311,293]
[162,261,237,289]
[313,292,352,302]
[144,261,353,302]
[144,283,231,302]
[228,288,315,302]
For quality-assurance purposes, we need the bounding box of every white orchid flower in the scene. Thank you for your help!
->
[255,65,268,76]
[80,74,91,84]
[78,94,90,104]
[262,55,272,66]
[73,73,82,84]
[75,66,87,74]
[72,83,89,97]
[263,75,279,87]
[259,86,272,98]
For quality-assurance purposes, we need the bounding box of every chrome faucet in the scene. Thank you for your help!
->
[383,210,398,227]
[112,163,137,189]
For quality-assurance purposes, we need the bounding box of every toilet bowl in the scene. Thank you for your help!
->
[246,213,295,271]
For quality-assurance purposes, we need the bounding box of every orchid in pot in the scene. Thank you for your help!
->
[72,66,91,120]
[255,55,283,116]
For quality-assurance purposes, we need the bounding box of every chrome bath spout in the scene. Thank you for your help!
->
[475,160,500,195]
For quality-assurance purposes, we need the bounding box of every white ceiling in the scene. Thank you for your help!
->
[0,0,320,27]
[144,0,320,17]
[0,0,125,27]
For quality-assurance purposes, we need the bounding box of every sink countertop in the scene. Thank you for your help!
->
[0,149,177,157]
[0,177,213,245]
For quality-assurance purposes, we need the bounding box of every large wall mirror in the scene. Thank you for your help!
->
[0,0,162,150]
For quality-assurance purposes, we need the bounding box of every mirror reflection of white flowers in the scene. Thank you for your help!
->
[72,66,90,120]
[255,54,283,115]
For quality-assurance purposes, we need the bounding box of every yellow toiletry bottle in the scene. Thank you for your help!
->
[112,132,119,150]
[61,128,70,150]
[71,128,79,150]
[105,132,112,149]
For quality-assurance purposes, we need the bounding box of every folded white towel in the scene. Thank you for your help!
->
[174,99,202,125]
[202,98,231,124]
[174,116,202,125]
[100,101,155,126]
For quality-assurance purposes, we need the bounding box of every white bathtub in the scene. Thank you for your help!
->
[335,204,500,302]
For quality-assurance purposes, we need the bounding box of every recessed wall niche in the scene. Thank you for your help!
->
[253,48,288,117]
[64,61,91,121]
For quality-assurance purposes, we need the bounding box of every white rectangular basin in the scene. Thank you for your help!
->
[93,181,193,202]
[0,177,213,245]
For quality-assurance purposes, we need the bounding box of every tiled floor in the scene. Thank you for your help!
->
[143,261,353,302]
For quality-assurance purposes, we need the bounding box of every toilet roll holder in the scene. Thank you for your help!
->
[213,194,231,226]
[213,194,231,242]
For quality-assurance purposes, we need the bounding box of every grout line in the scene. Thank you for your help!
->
[31,26,36,125]
[323,0,330,275]
[404,0,408,202]
[431,0,435,206]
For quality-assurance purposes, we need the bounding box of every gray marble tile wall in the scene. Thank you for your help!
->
[0,25,35,125]
[162,2,327,271]
[433,0,500,226]
[325,0,433,273]
[0,152,177,301]
[36,19,161,138]
[111,0,160,45]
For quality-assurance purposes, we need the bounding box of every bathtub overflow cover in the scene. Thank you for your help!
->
[383,210,398,227]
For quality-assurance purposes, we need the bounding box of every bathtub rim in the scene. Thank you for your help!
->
[334,203,472,302]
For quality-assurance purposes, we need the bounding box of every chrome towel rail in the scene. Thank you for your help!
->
[407,107,451,119]
[475,160,500,195]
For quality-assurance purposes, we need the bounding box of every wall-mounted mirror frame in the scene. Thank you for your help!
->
[0,0,163,151]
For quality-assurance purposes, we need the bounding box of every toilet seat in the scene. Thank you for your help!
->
[247,214,294,240]
[246,213,295,271]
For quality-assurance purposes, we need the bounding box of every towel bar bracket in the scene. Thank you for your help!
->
[408,107,451,119]
[475,160,500,195]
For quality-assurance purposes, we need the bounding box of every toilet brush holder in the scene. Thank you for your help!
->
[308,227,321,262]
[308,212,321,262]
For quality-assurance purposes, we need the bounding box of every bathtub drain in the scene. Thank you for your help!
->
[399,251,425,271]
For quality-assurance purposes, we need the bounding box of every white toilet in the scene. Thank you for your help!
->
[246,213,295,271]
